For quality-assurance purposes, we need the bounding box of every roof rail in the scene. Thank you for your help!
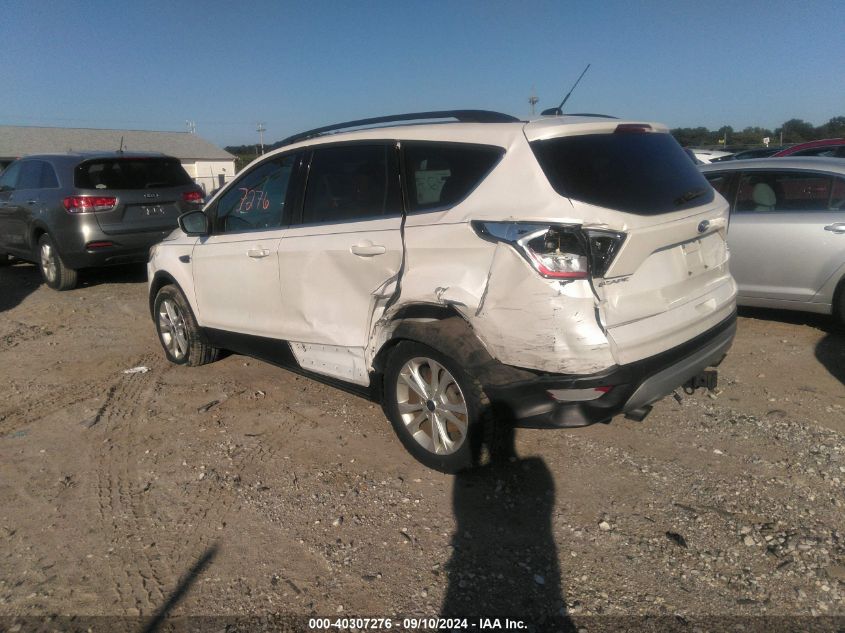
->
[278,110,521,147]
[565,112,618,119]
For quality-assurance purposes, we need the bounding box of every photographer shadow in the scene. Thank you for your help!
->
[441,425,575,631]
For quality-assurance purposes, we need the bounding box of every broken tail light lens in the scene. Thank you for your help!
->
[472,221,589,280]
[63,196,117,213]
[517,226,588,279]
[585,230,626,278]
[472,221,626,280]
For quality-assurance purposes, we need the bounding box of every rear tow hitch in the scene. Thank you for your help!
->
[683,369,718,395]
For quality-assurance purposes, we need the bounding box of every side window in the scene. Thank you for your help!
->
[736,171,832,212]
[302,144,399,224]
[17,161,42,190]
[830,177,845,210]
[0,162,21,191]
[39,162,59,188]
[403,142,504,212]
[793,147,835,157]
[215,154,297,232]
[704,173,729,196]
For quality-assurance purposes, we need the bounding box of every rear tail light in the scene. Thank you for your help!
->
[519,226,588,279]
[182,190,204,204]
[63,196,117,213]
[584,230,626,277]
[472,221,625,280]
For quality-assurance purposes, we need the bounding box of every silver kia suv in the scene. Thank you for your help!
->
[148,110,737,472]
[0,152,203,289]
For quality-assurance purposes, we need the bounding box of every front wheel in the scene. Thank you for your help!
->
[835,281,845,330]
[38,234,77,290]
[153,285,219,366]
[383,341,487,473]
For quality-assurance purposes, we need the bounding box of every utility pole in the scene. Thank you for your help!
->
[256,123,266,155]
[528,86,539,117]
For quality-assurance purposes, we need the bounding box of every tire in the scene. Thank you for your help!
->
[153,285,219,366]
[38,234,77,290]
[835,281,845,330]
[383,341,489,473]
[0,253,11,267]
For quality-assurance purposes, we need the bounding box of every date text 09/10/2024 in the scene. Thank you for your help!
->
[307,617,528,630]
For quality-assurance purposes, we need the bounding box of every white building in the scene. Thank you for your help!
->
[0,126,235,193]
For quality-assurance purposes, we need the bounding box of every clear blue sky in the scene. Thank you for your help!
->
[1,0,843,148]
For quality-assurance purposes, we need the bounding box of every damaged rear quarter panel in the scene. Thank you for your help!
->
[375,221,614,376]
[470,243,614,374]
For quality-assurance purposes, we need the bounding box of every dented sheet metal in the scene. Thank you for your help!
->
[276,217,403,348]
[467,244,614,374]
[372,236,616,376]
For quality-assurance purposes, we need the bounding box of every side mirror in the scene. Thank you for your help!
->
[178,210,210,236]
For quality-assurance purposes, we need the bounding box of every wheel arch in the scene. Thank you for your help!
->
[371,304,476,373]
[30,222,49,255]
[370,303,535,389]
[149,271,185,318]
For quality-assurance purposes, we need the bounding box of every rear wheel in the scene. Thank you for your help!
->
[383,341,487,473]
[38,234,77,290]
[153,284,219,366]
[0,253,11,266]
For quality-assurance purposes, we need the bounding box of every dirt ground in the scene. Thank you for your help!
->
[1,261,843,632]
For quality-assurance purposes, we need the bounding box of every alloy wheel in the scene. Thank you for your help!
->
[395,356,469,455]
[158,298,189,360]
[40,242,58,284]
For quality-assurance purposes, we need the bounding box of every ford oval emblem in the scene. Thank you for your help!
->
[697,220,710,233]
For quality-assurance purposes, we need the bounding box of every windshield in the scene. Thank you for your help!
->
[530,132,714,214]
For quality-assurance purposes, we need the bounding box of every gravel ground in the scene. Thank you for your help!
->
[0,261,843,632]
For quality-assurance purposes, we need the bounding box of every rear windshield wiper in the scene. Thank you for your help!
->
[674,188,707,206]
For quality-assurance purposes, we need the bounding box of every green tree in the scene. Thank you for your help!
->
[731,126,774,146]
[819,116,845,138]
[715,125,734,145]
[776,118,815,143]
[671,127,711,146]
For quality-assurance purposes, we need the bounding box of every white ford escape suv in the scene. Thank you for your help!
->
[148,110,737,472]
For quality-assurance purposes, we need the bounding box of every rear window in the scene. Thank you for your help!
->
[75,158,193,190]
[530,131,714,214]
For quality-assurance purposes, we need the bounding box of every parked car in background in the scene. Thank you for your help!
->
[701,157,845,323]
[0,152,203,289]
[691,149,733,163]
[683,148,703,164]
[149,110,736,472]
[709,147,787,162]
[772,138,845,158]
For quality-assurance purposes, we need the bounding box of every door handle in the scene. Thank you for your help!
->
[824,223,845,234]
[26,199,38,205]
[350,242,386,257]
[247,248,270,258]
